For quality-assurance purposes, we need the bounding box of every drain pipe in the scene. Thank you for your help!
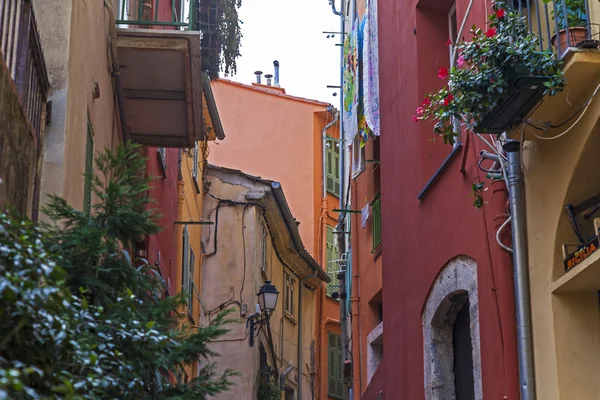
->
[298,269,320,400]
[279,365,294,399]
[503,141,536,400]
[104,0,130,142]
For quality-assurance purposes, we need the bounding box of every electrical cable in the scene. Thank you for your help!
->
[478,158,502,174]
[527,81,600,140]
[496,216,513,253]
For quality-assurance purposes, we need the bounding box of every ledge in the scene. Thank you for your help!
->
[551,248,600,294]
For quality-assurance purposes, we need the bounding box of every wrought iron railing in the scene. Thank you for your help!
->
[116,0,198,29]
[1,0,49,139]
[512,0,597,57]
[372,193,382,252]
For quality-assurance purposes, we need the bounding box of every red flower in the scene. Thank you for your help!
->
[485,27,497,38]
[412,115,419,123]
[446,37,453,46]
[443,93,454,106]
[422,97,431,106]
[438,68,449,79]
[495,8,505,18]
[416,107,424,116]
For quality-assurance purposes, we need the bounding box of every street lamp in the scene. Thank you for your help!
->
[257,280,279,316]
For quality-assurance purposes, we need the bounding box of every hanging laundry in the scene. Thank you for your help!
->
[357,15,371,148]
[343,16,359,145]
[361,203,369,229]
[363,0,380,136]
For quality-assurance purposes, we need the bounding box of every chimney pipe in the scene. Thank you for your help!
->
[264,74,273,86]
[273,60,280,87]
[254,70,263,84]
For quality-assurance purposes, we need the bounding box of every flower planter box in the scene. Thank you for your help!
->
[475,70,553,134]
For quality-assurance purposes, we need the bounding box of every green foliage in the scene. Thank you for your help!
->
[256,366,280,400]
[543,0,588,29]
[218,0,243,77]
[471,181,487,209]
[0,142,235,399]
[415,1,565,144]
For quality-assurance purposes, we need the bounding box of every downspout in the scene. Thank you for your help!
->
[503,141,536,400]
[297,270,320,400]
[279,365,293,400]
[103,0,130,143]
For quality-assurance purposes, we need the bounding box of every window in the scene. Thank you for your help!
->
[192,142,199,182]
[182,226,195,315]
[326,225,340,297]
[453,299,475,399]
[326,136,340,197]
[351,134,366,177]
[327,332,344,399]
[284,271,296,318]
[373,137,381,194]
[157,148,167,177]
[371,194,382,252]
[261,224,268,274]
[83,119,94,214]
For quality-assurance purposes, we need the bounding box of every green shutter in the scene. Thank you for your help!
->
[326,138,340,197]
[372,194,382,251]
[182,227,189,304]
[327,332,344,399]
[83,120,94,214]
[188,249,195,314]
[326,225,340,297]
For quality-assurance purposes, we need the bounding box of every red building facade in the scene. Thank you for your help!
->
[359,0,522,398]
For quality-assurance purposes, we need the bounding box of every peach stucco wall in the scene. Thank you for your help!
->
[210,80,331,260]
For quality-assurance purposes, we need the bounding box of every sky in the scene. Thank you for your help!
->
[228,0,342,104]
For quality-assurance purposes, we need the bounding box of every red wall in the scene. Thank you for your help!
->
[145,147,180,295]
[375,0,520,398]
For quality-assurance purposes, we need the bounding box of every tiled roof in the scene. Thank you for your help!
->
[215,78,333,108]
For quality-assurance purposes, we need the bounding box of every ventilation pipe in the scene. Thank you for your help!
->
[273,60,280,87]
[279,365,293,399]
[265,74,273,86]
[254,70,263,84]
[503,140,536,400]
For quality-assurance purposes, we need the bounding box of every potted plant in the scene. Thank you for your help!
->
[415,1,565,143]
[544,0,589,49]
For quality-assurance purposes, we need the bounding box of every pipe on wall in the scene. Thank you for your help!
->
[503,141,536,400]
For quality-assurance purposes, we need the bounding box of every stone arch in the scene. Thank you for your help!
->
[422,256,482,400]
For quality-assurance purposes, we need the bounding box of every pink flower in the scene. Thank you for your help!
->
[485,27,497,38]
[495,8,505,18]
[443,93,454,106]
[446,37,453,46]
[416,107,424,116]
[422,97,431,106]
[412,115,419,123]
[457,55,466,68]
[438,68,449,79]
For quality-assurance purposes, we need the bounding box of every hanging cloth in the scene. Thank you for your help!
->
[343,16,359,145]
[362,0,380,136]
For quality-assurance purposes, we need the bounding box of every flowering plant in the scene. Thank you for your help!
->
[415,2,565,144]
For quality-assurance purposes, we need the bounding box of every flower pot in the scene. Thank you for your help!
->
[551,27,588,49]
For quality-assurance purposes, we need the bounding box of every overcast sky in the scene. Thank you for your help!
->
[228,0,342,104]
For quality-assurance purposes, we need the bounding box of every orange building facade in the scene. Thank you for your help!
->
[210,73,344,399]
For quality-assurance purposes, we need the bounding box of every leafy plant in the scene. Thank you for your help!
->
[257,366,280,400]
[415,1,565,144]
[543,0,588,30]
[471,181,487,209]
[0,142,236,399]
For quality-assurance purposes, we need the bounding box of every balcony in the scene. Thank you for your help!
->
[506,0,600,140]
[0,0,49,218]
[115,0,205,147]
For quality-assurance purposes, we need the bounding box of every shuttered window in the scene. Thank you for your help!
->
[327,332,344,399]
[182,227,195,315]
[326,137,340,197]
[192,142,199,181]
[83,120,94,214]
[284,271,295,318]
[261,224,268,274]
[326,225,340,297]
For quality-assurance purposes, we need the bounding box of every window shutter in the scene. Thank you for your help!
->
[188,249,195,314]
[182,227,189,303]
[326,226,339,297]
[83,120,94,214]
[192,142,199,180]
[333,147,340,197]
[326,138,340,197]
[328,332,344,399]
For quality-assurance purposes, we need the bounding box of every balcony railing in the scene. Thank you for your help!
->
[513,0,597,57]
[372,193,382,252]
[116,0,198,29]
[1,0,49,140]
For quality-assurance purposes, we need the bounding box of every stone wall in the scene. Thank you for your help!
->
[0,59,38,217]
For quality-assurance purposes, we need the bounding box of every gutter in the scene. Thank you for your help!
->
[103,0,130,143]
[270,182,331,283]
[503,141,536,400]
[202,75,226,140]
